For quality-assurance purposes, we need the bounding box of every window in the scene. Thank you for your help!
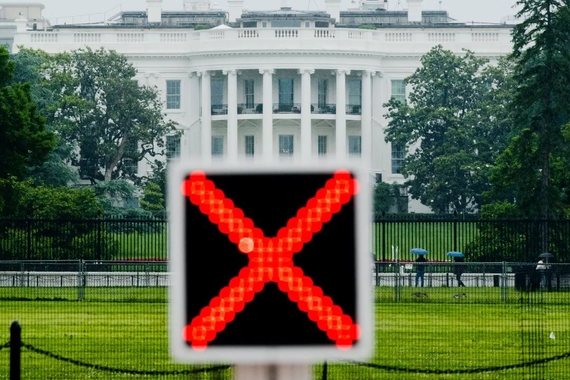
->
[245,135,255,157]
[305,21,310,28]
[318,79,328,108]
[348,136,361,156]
[391,80,406,103]
[212,136,224,157]
[244,79,255,109]
[271,20,301,28]
[278,79,294,110]
[166,80,181,109]
[166,135,180,160]
[243,21,257,28]
[318,135,327,156]
[211,79,224,111]
[262,22,268,28]
[348,79,362,114]
[279,135,294,157]
[391,143,405,174]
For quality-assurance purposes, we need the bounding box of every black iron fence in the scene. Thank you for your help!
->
[1,217,570,264]
[0,218,167,261]
[2,261,570,379]
[372,216,570,263]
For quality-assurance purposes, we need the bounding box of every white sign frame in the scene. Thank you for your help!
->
[168,163,372,364]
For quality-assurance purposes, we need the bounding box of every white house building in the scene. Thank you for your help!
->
[11,0,515,212]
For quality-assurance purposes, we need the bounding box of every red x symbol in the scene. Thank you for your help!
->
[180,169,360,351]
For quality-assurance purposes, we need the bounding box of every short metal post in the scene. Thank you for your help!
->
[10,321,21,380]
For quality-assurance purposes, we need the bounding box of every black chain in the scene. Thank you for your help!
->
[0,341,10,351]
[345,351,570,375]
[22,343,232,376]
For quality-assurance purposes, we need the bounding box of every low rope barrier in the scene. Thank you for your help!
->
[342,351,570,375]
[21,342,232,376]
[6,340,570,377]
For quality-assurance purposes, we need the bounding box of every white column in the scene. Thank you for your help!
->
[199,71,212,163]
[260,69,274,162]
[335,69,350,161]
[225,69,238,161]
[300,69,314,161]
[361,70,373,168]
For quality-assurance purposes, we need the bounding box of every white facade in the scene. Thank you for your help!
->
[11,1,514,212]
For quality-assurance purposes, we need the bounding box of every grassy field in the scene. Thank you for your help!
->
[1,287,570,379]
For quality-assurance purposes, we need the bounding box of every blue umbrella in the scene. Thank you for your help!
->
[446,251,465,258]
[411,248,428,255]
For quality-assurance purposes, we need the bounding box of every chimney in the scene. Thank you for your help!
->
[227,0,244,23]
[147,0,162,23]
[324,0,342,23]
[407,0,422,23]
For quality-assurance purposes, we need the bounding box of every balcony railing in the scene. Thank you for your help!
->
[347,104,362,115]
[237,103,263,114]
[211,104,228,115]
[311,103,336,114]
[273,103,302,114]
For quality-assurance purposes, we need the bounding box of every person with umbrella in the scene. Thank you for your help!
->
[412,248,427,287]
[536,253,553,288]
[447,252,466,287]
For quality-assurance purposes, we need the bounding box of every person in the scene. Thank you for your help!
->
[536,259,546,288]
[415,254,426,287]
[453,257,466,287]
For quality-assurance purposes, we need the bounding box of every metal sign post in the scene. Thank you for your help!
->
[235,364,311,380]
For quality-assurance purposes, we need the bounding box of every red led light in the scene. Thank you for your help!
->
[181,170,360,350]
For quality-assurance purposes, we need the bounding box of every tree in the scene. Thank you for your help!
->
[42,47,176,184]
[383,46,514,214]
[373,182,406,219]
[0,46,55,214]
[10,48,79,187]
[492,1,570,220]
[140,182,165,217]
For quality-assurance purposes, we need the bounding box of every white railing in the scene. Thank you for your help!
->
[30,33,58,43]
[385,32,412,42]
[160,32,187,43]
[117,33,144,43]
[74,33,101,43]
[472,32,500,42]
[275,29,298,38]
[238,29,259,39]
[428,32,456,43]
[14,27,513,53]
[314,29,335,38]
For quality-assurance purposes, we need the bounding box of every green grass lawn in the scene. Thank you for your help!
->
[1,287,569,379]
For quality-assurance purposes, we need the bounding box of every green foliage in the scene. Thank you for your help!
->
[498,0,570,219]
[140,182,165,216]
[373,182,406,218]
[0,46,55,192]
[10,48,79,187]
[14,185,102,219]
[194,24,211,30]
[384,46,514,214]
[40,47,176,184]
